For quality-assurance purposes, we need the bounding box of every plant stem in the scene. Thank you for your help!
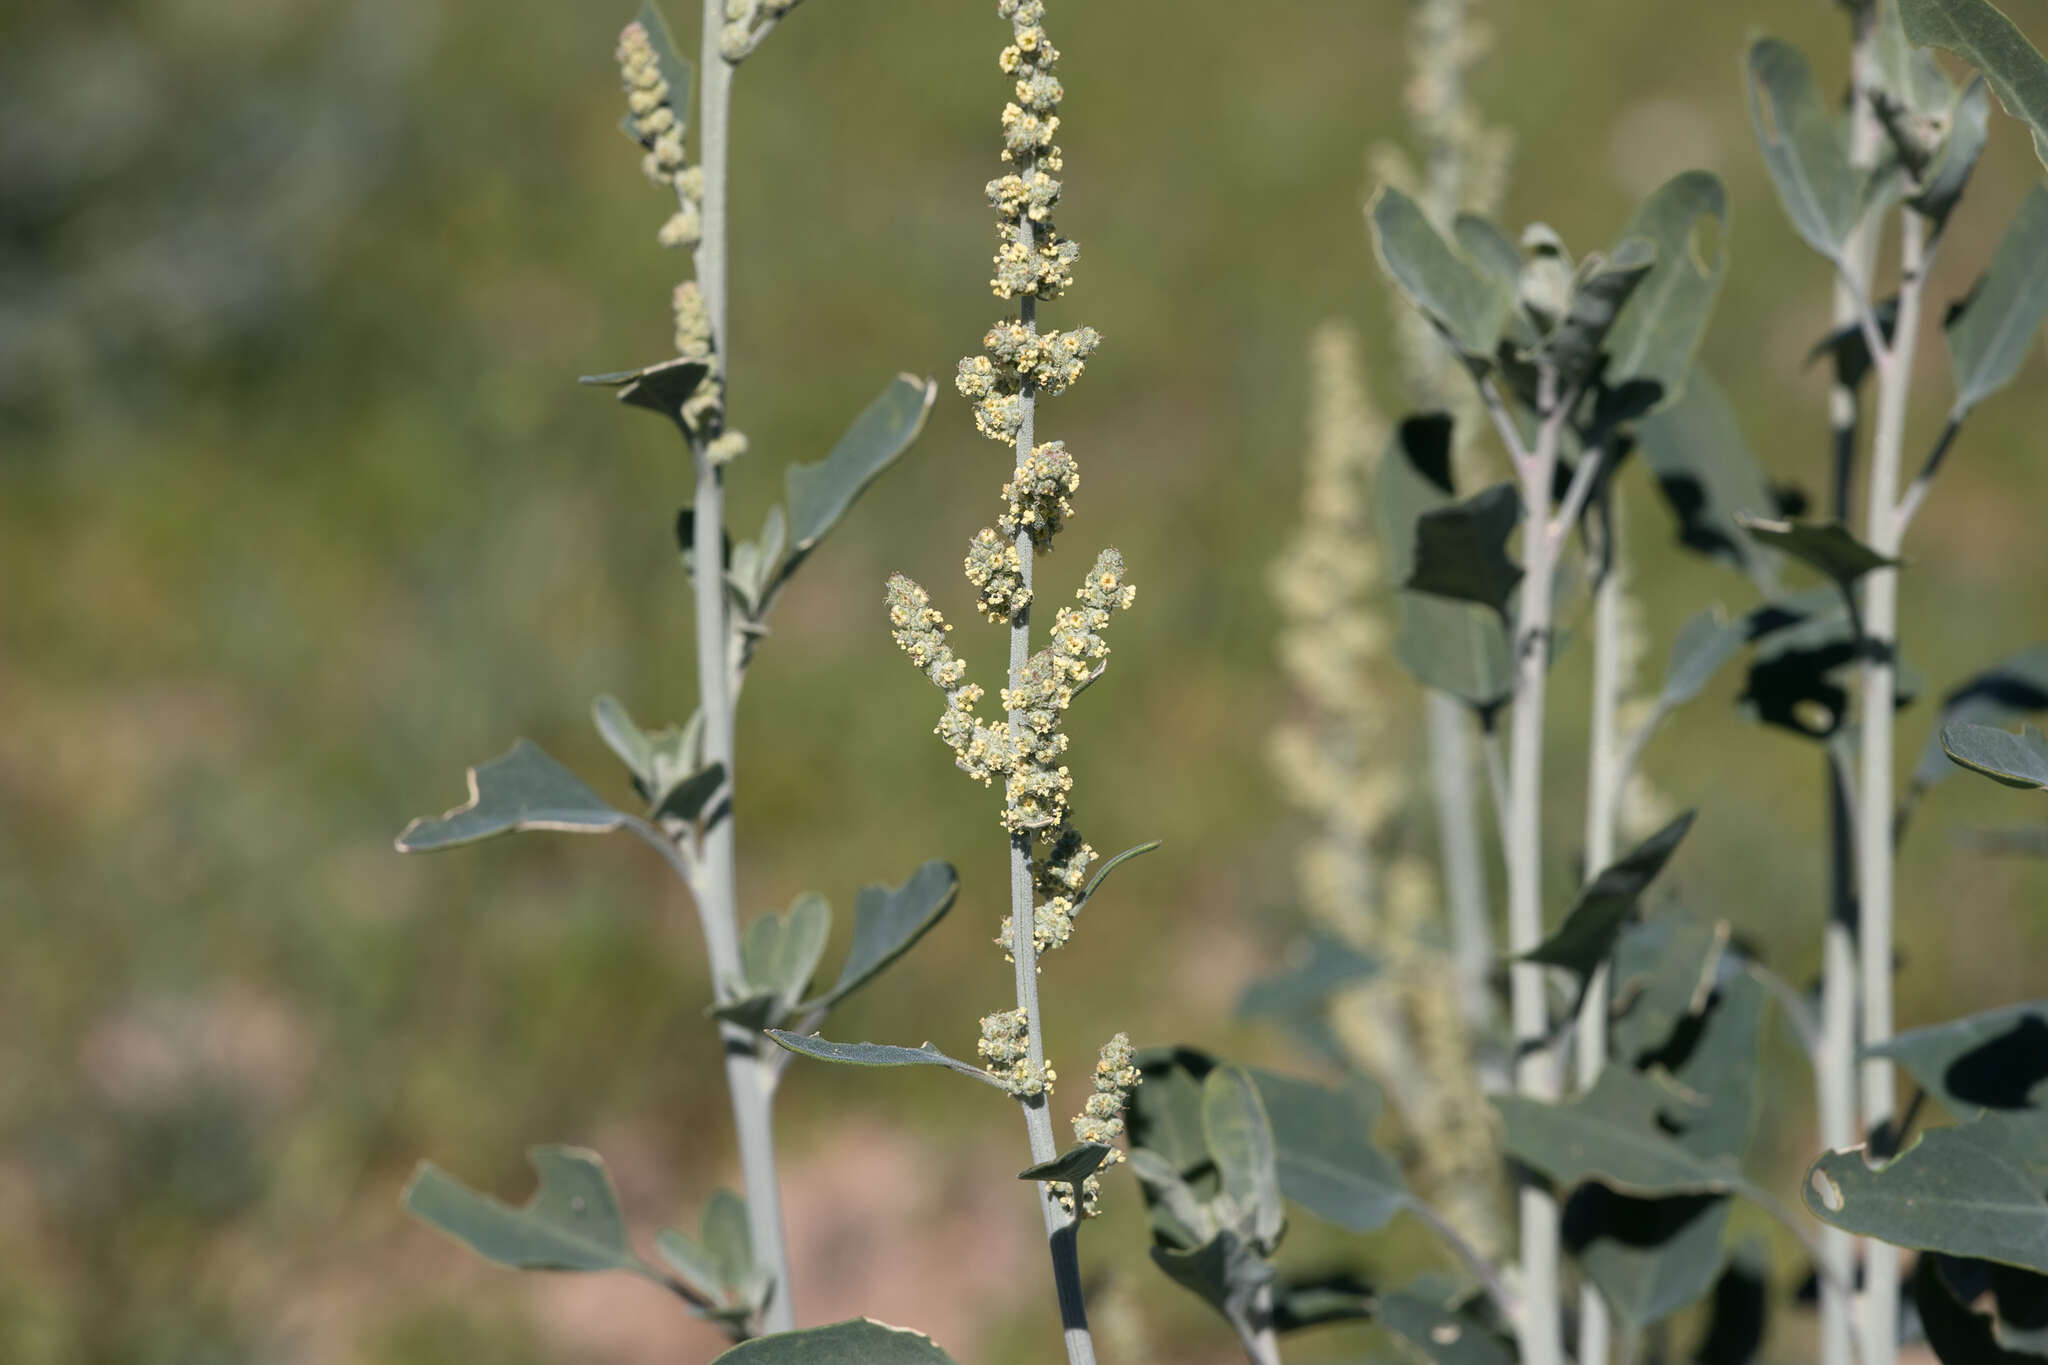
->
[1240,1282,1282,1365]
[690,9,795,1334]
[1428,692,1498,1046]
[1817,16,1882,1362]
[1506,369,1567,1365]
[1856,205,1926,1365]
[1575,508,1624,1365]
[1006,280,1098,1365]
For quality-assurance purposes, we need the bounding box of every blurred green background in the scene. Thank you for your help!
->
[7,0,2047,1360]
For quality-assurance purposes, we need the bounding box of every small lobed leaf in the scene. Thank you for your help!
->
[1605,171,1730,411]
[1524,811,1698,983]
[1804,1110,2048,1274]
[1734,516,1899,584]
[739,893,833,1020]
[1746,38,1866,261]
[1368,187,1514,359]
[396,740,630,852]
[782,375,937,569]
[813,860,959,1009]
[1405,482,1524,623]
[402,1146,648,1276]
[1019,1142,1114,1184]
[763,1031,1000,1087]
[709,1319,962,1365]
[1902,0,2048,170]
[1946,184,2048,416]
[1942,721,2048,790]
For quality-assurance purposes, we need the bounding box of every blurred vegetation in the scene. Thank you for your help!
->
[5,0,2047,1361]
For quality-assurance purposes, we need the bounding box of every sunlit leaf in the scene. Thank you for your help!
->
[1901,0,2048,169]
[1369,186,1514,359]
[1251,1069,1409,1234]
[1746,39,1865,260]
[812,860,958,1009]
[1942,721,2048,790]
[709,1319,962,1365]
[1805,1109,2048,1273]
[763,1032,1000,1086]
[1605,172,1730,411]
[403,1146,650,1276]
[1946,185,2048,416]
[780,375,937,574]
[1203,1065,1285,1251]
[396,740,631,851]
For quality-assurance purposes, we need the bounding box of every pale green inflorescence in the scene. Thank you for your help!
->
[886,0,1139,1150]
[615,20,742,461]
[1054,1032,1140,1218]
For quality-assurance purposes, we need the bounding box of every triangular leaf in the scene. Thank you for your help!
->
[580,357,712,425]
[1734,516,1899,584]
[1867,999,2048,1116]
[397,740,630,851]
[1747,38,1865,261]
[1019,1142,1114,1184]
[1946,184,2048,416]
[1524,812,1698,983]
[1405,482,1524,622]
[814,860,959,1009]
[782,375,936,568]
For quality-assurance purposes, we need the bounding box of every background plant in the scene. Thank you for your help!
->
[10,1,2048,1362]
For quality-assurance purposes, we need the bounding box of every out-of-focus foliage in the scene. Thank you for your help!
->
[8,0,2048,1362]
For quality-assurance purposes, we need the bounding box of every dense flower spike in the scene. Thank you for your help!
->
[1054,1032,1140,1217]
[616,21,739,454]
[978,1008,1052,1096]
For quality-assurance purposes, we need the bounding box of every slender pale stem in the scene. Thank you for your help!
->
[687,13,795,1334]
[1857,207,1927,1365]
[1506,368,1567,1365]
[1428,692,1498,1043]
[1006,239,1097,1365]
[1240,1283,1282,1365]
[1575,510,1624,1365]
[1817,18,1882,1361]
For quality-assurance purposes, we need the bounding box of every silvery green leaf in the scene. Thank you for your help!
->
[1376,1286,1517,1365]
[1019,1142,1114,1184]
[1235,933,1379,1023]
[1129,1047,1218,1176]
[1912,77,1993,237]
[1908,643,2048,798]
[1375,413,1458,580]
[1405,483,1524,623]
[592,694,657,795]
[1746,39,1864,261]
[1128,1147,1213,1246]
[403,1146,651,1276]
[739,893,832,1019]
[778,375,936,582]
[1497,1067,1747,1197]
[1942,721,2048,790]
[812,860,958,1009]
[580,357,713,425]
[1605,172,1730,411]
[1637,370,1780,589]
[657,1188,767,1329]
[1902,0,2048,169]
[1202,1065,1285,1251]
[1734,516,1899,584]
[1394,595,1515,717]
[1251,1069,1410,1234]
[1071,840,1161,918]
[1523,812,1698,984]
[1542,238,1658,392]
[1609,912,1728,1063]
[1149,1230,1276,1337]
[396,740,630,851]
[1572,1188,1734,1328]
[710,1320,962,1365]
[1946,185,2048,416]
[1659,608,1744,710]
[763,1032,1001,1087]
[1876,0,1960,116]
[1805,1109,2048,1273]
[1369,187,1514,360]
[1867,999,2048,1117]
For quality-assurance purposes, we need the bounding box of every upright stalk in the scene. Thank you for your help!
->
[1429,691,1498,1037]
[1817,13,1883,1361]
[689,7,795,1333]
[1005,289,1098,1365]
[1856,207,1926,1365]
[1505,372,1568,1365]
[1575,514,1624,1365]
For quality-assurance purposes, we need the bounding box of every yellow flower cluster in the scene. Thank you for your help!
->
[1053,1032,1140,1217]
[1001,441,1079,551]
[965,526,1028,622]
[983,0,1079,301]
[978,1007,1052,1096]
[955,325,1100,447]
